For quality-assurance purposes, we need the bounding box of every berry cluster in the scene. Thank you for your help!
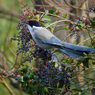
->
[89,6,95,13]
[13,61,72,94]
[33,48,52,61]
[37,62,71,93]
[11,3,72,94]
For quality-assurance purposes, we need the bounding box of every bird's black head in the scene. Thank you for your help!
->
[27,20,41,27]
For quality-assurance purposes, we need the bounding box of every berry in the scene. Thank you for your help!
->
[33,80,37,85]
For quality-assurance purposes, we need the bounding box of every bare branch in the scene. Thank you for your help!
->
[0,7,19,17]
[64,0,88,11]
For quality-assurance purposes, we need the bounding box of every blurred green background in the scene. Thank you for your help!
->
[0,0,33,95]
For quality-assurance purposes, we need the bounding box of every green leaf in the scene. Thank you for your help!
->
[42,16,51,21]
[78,21,85,28]
[50,22,57,33]
[52,62,56,67]
[21,82,26,88]
[73,92,79,95]
[44,87,48,92]
[0,65,4,69]
[26,86,29,93]
[49,9,55,14]
[62,14,68,19]
[34,14,41,20]
[92,61,95,65]
[56,88,62,91]
[45,10,49,15]
[93,17,95,21]
[55,50,63,53]
[17,76,24,83]
[28,16,33,19]
[84,77,89,82]
[91,40,95,47]
[29,70,35,79]
[61,58,70,63]
[75,60,81,66]
[23,71,30,81]
[56,9,60,15]
[18,68,28,73]
[42,22,51,27]
[82,55,91,68]
[57,82,60,88]
[80,91,86,95]
[54,27,68,32]
[72,88,82,92]
[62,27,68,30]
[90,17,95,27]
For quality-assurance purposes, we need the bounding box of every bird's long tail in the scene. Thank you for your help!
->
[57,42,95,58]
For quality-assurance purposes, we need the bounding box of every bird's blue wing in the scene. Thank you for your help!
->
[35,35,64,47]
[33,26,64,47]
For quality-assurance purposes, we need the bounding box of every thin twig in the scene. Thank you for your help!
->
[64,32,73,41]
[6,36,17,58]
[45,0,75,16]
[78,35,95,45]
[32,4,70,8]
[0,50,13,65]
[36,10,65,19]
[64,0,88,11]
[41,0,45,11]
[46,19,77,28]
[0,14,18,22]
[0,7,19,17]
[0,75,15,95]
[39,12,45,21]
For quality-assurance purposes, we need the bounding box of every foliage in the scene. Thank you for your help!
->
[1,0,95,95]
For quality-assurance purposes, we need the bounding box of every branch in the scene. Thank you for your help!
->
[0,7,19,17]
[41,0,45,11]
[0,75,15,95]
[78,35,95,45]
[6,36,17,58]
[64,0,88,11]
[45,0,75,16]
[33,4,70,8]
[0,14,18,22]
[46,19,77,28]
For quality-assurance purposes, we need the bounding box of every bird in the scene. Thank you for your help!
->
[27,20,95,58]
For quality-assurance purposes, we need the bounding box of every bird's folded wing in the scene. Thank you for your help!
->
[35,35,64,47]
[33,26,64,47]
